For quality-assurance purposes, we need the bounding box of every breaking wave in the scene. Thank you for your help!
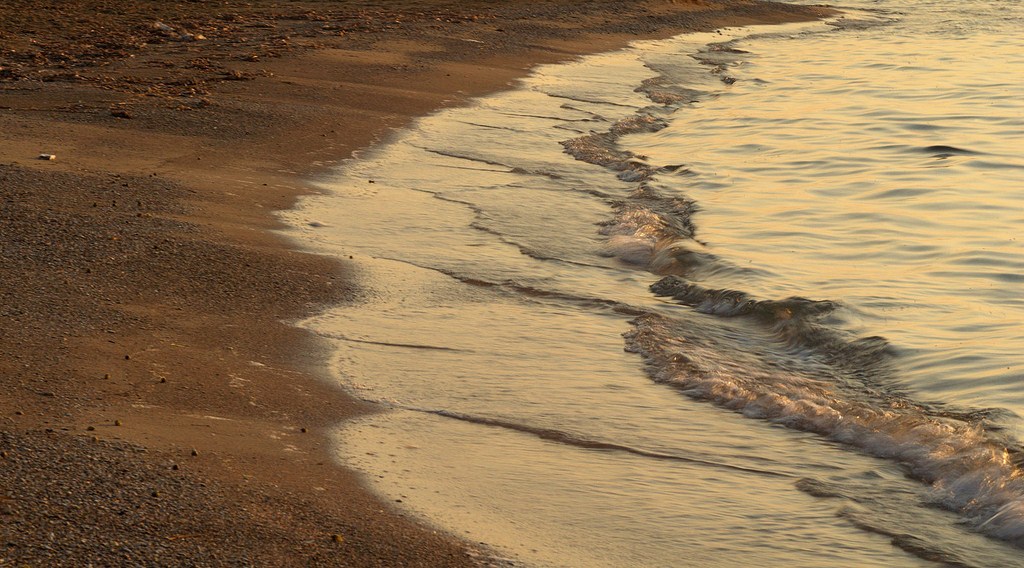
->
[559,41,1024,549]
[625,307,1024,543]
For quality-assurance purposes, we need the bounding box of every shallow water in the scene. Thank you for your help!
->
[285,2,1024,566]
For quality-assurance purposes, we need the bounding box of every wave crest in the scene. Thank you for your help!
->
[626,311,1024,544]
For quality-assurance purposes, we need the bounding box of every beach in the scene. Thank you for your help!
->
[0,1,829,565]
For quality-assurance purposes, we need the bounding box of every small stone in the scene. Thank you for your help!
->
[87,426,95,431]
[172,464,179,471]
[110,109,132,119]
[1,451,8,458]
[160,377,167,383]
[114,420,122,426]
[14,410,23,416]
[191,449,199,457]
[331,534,344,544]
[104,373,111,379]
[125,355,131,360]
[300,427,307,433]
[151,491,160,498]
[38,153,56,161]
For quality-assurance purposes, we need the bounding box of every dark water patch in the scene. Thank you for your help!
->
[946,252,1024,269]
[967,160,1024,171]
[920,144,980,157]
[867,187,935,199]
[905,122,942,130]
[926,270,1024,284]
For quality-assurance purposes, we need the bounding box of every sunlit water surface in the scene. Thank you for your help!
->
[284,1,1024,566]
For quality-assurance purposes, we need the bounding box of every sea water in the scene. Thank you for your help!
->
[284,1,1024,565]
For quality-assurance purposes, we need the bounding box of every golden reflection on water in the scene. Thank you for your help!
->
[285,4,1024,565]
[628,17,1024,412]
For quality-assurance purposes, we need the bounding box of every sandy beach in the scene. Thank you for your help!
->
[1,1,828,565]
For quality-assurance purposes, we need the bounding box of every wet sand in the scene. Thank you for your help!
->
[0,1,829,565]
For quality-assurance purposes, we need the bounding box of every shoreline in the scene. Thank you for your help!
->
[0,1,831,564]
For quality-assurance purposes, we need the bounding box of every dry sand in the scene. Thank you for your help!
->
[0,1,830,565]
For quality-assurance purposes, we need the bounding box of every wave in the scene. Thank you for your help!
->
[560,94,751,280]
[625,305,1024,544]
[635,76,706,105]
[648,275,889,364]
[560,115,666,182]
[559,43,1024,548]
